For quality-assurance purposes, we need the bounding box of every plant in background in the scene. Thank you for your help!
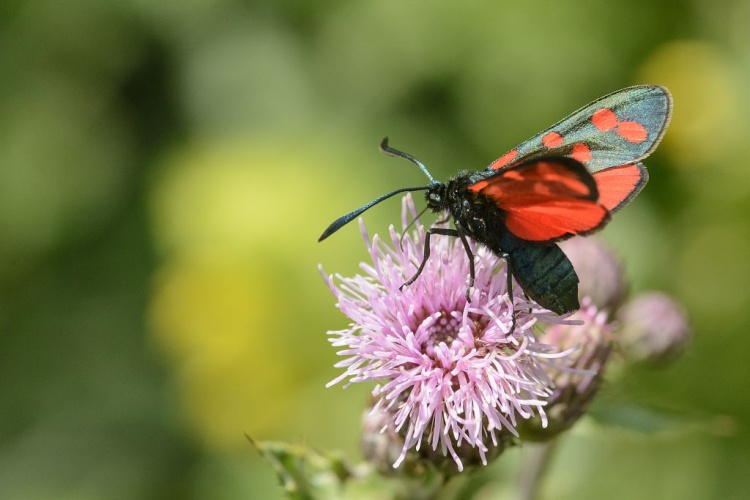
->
[255,194,690,498]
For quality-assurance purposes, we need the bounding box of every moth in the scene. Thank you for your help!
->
[320,85,672,316]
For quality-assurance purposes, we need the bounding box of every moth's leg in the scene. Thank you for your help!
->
[502,252,518,335]
[400,227,460,290]
[454,225,476,302]
[434,213,451,225]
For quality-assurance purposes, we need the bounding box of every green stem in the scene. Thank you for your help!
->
[516,441,557,500]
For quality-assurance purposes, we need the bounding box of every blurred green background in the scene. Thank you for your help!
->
[0,0,747,498]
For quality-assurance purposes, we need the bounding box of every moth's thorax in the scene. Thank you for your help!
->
[425,173,507,246]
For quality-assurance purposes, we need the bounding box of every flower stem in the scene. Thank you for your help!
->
[516,441,557,500]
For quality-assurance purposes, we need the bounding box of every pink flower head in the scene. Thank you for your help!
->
[320,195,577,471]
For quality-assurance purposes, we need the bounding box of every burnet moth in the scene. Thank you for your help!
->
[319,85,672,316]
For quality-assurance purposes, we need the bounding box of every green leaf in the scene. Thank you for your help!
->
[589,402,692,434]
[250,437,449,500]
[250,437,355,499]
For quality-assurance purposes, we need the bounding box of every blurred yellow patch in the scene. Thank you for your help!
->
[147,137,356,451]
[151,259,279,364]
[151,258,294,450]
[638,40,743,167]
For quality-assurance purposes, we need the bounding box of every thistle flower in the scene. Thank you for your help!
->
[321,195,578,472]
[518,298,614,441]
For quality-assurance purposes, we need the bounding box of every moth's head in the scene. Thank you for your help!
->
[425,181,448,212]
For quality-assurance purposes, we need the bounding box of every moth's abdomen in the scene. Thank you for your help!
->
[507,244,580,315]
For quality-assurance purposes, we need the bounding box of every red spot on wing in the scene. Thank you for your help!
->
[542,131,564,148]
[490,149,519,170]
[571,143,592,163]
[592,108,618,131]
[475,160,609,241]
[592,108,649,144]
[615,121,648,143]
[592,163,648,213]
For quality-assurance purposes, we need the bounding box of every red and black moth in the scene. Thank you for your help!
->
[320,85,672,317]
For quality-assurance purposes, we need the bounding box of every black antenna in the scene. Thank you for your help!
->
[380,137,435,182]
[318,185,431,241]
[318,138,437,242]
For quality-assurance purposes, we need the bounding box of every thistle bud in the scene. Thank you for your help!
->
[560,237,628,312]
[519,300,613,441]
[616,292,691,366]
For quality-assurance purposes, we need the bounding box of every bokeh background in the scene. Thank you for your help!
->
[0,0,747,498]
